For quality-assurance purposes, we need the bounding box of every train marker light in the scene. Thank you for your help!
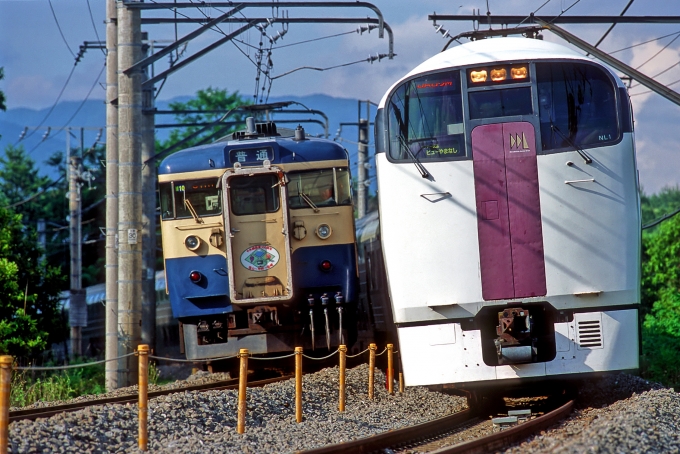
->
[511,66,528,79]
[320,260,332,271]
[185,235,201,251]
[490,68,507,81]
[316,224,332,239]
[470,69,487,83]
[189,270,202,283]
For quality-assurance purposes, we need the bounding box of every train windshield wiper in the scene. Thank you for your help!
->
[550,122,592,164]
[299,192,320,212]
[399,136,431,179]
[184,199,204,224]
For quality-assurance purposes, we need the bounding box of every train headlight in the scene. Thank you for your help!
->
[185,235,201,251]
[470,69,487,83]
[511,66,528,79]
[189,270,202,283]
[316,224,332,240]
[490,68,507,82]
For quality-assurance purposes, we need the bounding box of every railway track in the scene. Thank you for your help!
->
[302,396,574,454]
[9,374,291,423]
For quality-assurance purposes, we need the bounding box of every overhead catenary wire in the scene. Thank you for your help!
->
[85,0,106,56]
[14,64,77,147]
[642,206,680,229]
[634,33,680,70]
[48,0,76,59]
[26,63,106,157]
[2,176,65,210]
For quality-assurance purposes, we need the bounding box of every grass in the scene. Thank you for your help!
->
[10,358,164,407]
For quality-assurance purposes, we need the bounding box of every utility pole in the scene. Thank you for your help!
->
[68,128,86,358]
[117,0,143,387]
[141,39,157,354]
[105,0,119,391]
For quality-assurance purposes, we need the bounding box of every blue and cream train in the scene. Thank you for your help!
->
[158,120,374,359]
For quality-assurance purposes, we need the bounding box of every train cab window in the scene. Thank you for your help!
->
[287,168,352,209]
[229,174,280,215]
[468,86,533,119]
[536,62,619,151]
[387,70,466,161]
[159,179,221,220]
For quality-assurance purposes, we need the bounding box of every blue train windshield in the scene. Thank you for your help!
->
[159,179,221,220]
[287,168,352,209]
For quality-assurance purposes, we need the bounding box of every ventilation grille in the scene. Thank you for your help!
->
[577,320,603,349]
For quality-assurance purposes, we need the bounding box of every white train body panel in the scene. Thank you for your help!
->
[375,37,640,387]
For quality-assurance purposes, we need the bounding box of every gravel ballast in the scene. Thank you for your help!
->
[8,364,466,453]
[7,367,680,453]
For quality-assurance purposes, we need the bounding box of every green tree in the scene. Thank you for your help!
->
[640,210,680,389]
[0,205,67,360]
[157,87,250,152]
[640,185,680,229]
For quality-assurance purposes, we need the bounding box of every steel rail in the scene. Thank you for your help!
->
[432,399,574,454]
[301,409,473,453]
[301,399,574,454]
[9,375,290,423]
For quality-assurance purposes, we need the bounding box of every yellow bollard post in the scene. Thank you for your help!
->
[295,347,303,423]
[237,348,248,434]
[0,356,12,453]
[368,343,376,400]
[138,344,149,451]
[387,344,394,395]
[399,372,404,394]
[338,345,347,412]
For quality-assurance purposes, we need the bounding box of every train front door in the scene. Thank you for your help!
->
[221,166,293,304]
[472,121,547,301]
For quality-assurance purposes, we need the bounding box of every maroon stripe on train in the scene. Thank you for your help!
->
[472,124,514,300]
[472,122,546,300]
[503,122,547,298]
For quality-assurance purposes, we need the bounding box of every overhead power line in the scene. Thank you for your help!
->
[48,0,76,59]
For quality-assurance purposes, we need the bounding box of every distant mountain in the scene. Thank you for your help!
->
[0,94,377,187]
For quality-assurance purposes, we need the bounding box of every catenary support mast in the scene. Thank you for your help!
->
[117,0,143,387]
[105,0,119,392]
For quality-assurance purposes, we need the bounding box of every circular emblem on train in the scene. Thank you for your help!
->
[240,245,280,271]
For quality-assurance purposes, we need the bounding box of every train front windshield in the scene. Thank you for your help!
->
[386,62,622,160]
[387,71,466,161]
[159,178,221,220]
[287,168,352,208]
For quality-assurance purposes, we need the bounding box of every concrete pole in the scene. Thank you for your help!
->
[141,42,157,354]
[357,118,368,219]
[105,0,119,391]
[69,147,85,358]
[117,0,143,387]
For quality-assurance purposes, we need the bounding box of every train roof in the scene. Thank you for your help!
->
[379,37,596,108]
[158,132,348,175]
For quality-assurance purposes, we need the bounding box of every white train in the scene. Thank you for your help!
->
[373,36,640,390]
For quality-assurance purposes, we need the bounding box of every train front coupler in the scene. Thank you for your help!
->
[494,307,537,365]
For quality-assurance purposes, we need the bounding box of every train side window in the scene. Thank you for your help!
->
[536,62,619,151]
[468,86,533,119]
[159,182,175,219]
[230,174,279,215]
[387,70,467,161]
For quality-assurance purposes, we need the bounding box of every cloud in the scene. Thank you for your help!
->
[627,40,680,113]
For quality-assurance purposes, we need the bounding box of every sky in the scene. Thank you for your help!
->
[1,0,679,194]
